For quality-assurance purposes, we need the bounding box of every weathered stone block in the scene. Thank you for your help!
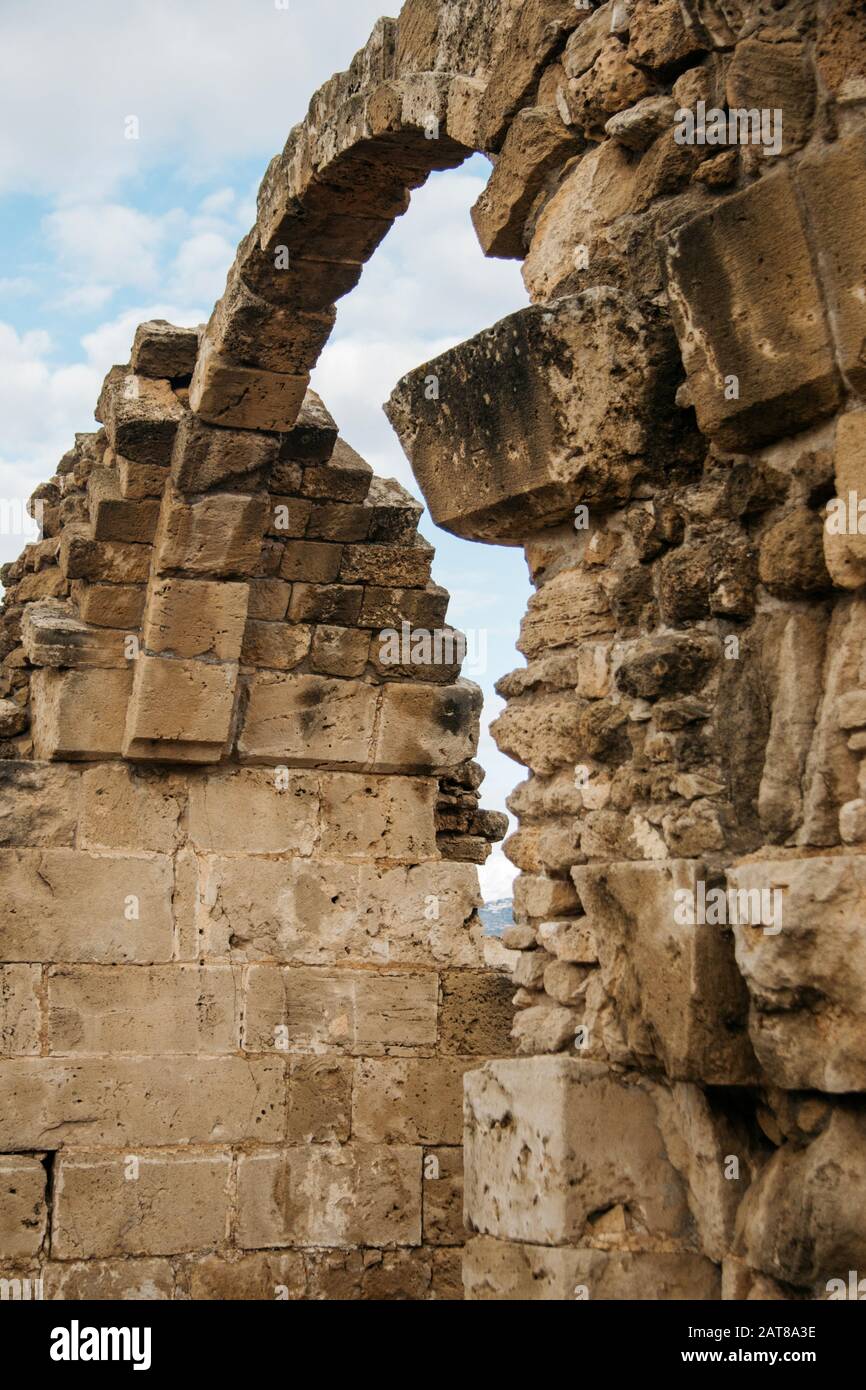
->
[824,412,866,589]
[471,106,582,259]
[373,681,482,773]
[131,320,200,380]
[154,490,268,577]
[30,668,133,760]
[180,1251,306,1301]
[52,1151,231,1258]
[73,581,147,630]
[287,1056,353,1144]
[386,290,674,541]
[171,413,279,493]
[46,964,239,1054]
[239,672,378,765]
[0,762,79,846]
[189,337,309,432]
[124,654,237,763]
[188,767,318,854]
[243,965,438,1052]
[317,772,437,860]
[0,1156,47,1259]
[661,170,841,449]
[95,366,184,467]
[463,1238,720,1300]
[143,577,249,660]
[309,624,370,677]
[463,1057,698,1247]
[79,764,184,853]
[0,1057,285,1147]
[353,1057,479,1144]
[730,854,866,1091]
[572,859,757,1083]
[0,965,42,1054]
[237,1145,422,1249]
[23,604,130,669]
[0,848,173,963]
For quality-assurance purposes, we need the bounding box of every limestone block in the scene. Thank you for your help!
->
[208,271,336,375]
[372,681,482,774]
[661,170,841,449]
[248,578,291,621]
[287,1056,352,1144]
[627,0,707,72]
[199,857,482,967]
[729,854,866,1091]
[317,772,437,860]
[0,761,79,846]
[79,764,184,853]
[95,366,184,467]
[735,1108,866,1289]
[339,539,433,588]
[463,1057,698,1246]
[243,965,438,1053]
[287,583,363,626]
[475,0,586,148]
[0,965,42,1054]
[118,456,167,500]
[0,1156,47,1259]
[52,1151,231,1258]
[171,413,279,493]
[73,581,146,630]
[131,320,200,380]
[0,1057,285,1148]
[309,624,370,677]
[279,540,342,582]
[143,577,249,660]
[124,655,237,763]
[0,847,173,963]
[824,412,866,588]
[359,582,449,629]
[46,964,239,1054]
[237,1145,422,1249]
[799,135,866,398]
[423,1146,464,1247]
[278,389,338,463]
[304,500,370,542]
[815,0,866,106]
[154,490,268,578]
[298,438,372,501]
[471,107,582,259]
[60,527,151,585]
[22,604,130,669]
[239,672,378,765]
[188,767,318,854]
[31,667,133,760]
[189,337,309,432]
[41,1258,175,1300]
[464,1238,720,1300]
[386,290,675,541]
[87,468,160,544]
[572,860,755,1083]
[725,38,815,155]
[365,475,423,543]
[352,1057,480,1144]
[439,969,514,1054]
[179,1252,306,1302]
[241,620,311,670]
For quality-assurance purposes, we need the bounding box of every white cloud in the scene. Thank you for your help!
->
[43,203,167,292]
[478,848,518,904]
[0,0,391,198]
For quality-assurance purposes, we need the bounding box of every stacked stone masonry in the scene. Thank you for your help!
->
[2,0,866,1300]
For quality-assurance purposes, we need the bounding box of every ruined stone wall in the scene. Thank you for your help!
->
[3,0,865,1303]
[386,0,866,1299]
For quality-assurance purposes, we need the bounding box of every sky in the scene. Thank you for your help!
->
[0,0,532,898]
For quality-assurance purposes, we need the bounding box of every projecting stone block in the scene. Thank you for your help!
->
[729,854,866,1091]
[798,133,866,396]
[87,468,160,544]
[131,320,200,380]
[386,290,674,541]
[0,1056,285,1148]
[236,1145,422,1249]
[463,1238,720,1301]
[31,668,133,760]
[464,1057,704,1248]
[95,366,185,467]
[239,672,378,766]
[472,106,581,259]
[73,581,147,630]
[153,490,268,578]
[244,965,438,1053]
[735,1108,866,1290]
[60,527,151,585]
[170,413,279,493]
[142,577,249,660]
[0,848,173,963]
[22,603,131,669]
[52,1151,230,1258]
[189,337,309,432]
[661,169,841,449]
[199,858,482,967]
[0,1156,47,1259]
[123,655,237,763]
[572,859,757,1084]
[46,965,239,1054]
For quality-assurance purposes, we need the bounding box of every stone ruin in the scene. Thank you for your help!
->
[1,0,865,1301]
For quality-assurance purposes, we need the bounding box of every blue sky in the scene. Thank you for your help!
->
[0,0,532,897]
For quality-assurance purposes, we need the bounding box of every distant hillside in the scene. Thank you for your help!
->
[478,898,514,938]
